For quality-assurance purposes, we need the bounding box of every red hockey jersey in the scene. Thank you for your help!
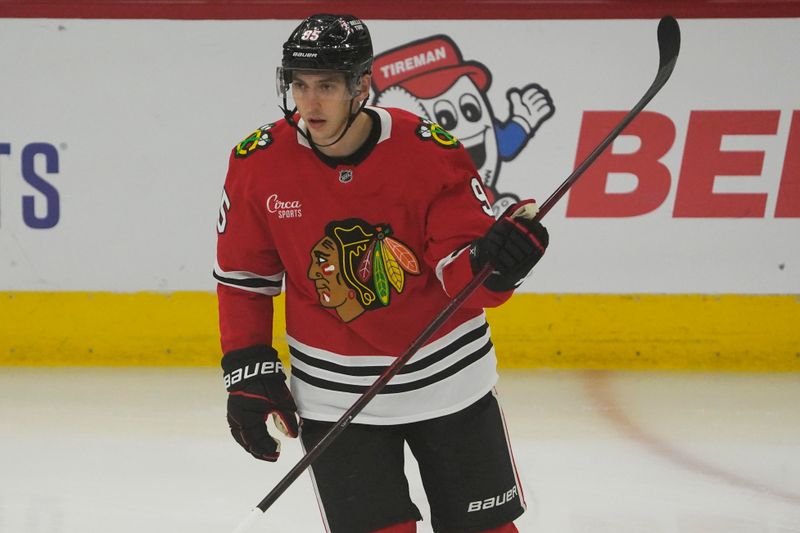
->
[215,106,512,424]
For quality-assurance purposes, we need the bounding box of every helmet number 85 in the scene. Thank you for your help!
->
[301,29,321,41]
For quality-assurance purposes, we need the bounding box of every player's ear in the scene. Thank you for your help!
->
[356,73,371,102]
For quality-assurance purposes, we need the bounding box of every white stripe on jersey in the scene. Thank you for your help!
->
[288,314,499,424]
[213,258,284,296]
[435,245,470,296]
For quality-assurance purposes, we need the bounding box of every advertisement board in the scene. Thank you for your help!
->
[1,18,797,294]
[1,13,797,366]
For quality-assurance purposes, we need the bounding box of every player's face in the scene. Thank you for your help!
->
[291,71,355,145]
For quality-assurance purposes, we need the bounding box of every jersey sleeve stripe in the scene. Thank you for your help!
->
[213,261,284,295]
[435,245,470,295]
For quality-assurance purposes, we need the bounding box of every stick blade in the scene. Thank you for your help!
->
[657,16,681,71]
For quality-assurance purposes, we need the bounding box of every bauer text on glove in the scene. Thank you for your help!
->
[222,345,299,462]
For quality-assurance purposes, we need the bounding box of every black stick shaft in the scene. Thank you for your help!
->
[538,16,679,219]
[233,15,681,530]
[255,262,493,513]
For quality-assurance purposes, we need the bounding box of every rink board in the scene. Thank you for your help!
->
[1,18,799,296]
[1,13,798,372]
[2,291,798,371]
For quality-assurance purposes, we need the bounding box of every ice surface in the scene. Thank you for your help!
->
[0,368,798,533]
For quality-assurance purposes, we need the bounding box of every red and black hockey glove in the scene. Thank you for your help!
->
[222,345,299,462]
[470,200,549,292]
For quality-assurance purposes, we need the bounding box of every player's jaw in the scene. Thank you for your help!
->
[302,104,350,144]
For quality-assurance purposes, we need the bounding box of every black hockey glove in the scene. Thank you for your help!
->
[470,200,549,292]
[222,345,299,462]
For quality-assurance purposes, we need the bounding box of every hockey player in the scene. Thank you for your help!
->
[215,14,549,533]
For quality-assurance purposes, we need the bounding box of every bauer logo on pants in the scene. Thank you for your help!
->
[467,485,518,512]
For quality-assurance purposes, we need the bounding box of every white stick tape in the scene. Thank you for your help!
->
[230,508,263,533]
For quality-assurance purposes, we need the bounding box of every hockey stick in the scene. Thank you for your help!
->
[230,16,680,533]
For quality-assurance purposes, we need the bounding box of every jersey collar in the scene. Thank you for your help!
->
[296,107,392,168]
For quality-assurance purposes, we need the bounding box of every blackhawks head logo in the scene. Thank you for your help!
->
[307,219,421,323]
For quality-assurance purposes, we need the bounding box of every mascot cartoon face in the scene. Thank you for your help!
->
[372,35,499,187]
[372,35,554,217]
[416,76,498,181]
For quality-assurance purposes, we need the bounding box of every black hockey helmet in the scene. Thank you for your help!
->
[278,14,373,96]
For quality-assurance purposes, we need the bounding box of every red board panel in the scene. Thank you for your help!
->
[1,0,799,20]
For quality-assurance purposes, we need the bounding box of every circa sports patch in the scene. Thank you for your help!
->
[415,117,460,149]
[233,124,274,159]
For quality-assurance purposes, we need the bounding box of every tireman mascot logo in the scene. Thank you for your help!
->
[307,219,421,323]
[372,35,554,216]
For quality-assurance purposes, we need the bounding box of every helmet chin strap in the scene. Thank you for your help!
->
[281,93,368,149]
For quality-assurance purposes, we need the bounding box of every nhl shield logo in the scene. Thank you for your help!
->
[338,169,353,183]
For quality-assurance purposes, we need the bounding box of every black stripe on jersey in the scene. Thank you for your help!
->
[288,322,489,377]
[212,270,282,289]
[290,339,493,395]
